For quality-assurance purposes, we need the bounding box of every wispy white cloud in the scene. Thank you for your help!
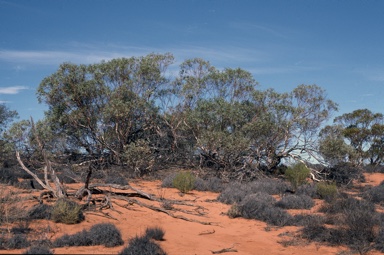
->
[0,86,28,94]
[0,44,269,68]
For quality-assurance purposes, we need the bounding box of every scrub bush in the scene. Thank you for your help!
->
[51,198,84,224]
[172,171,195,193]
[276,194,315,209]
[23,246,53,254]
[119,236,167,255]
[88,223,124,247]
[145,227,165,241]
[284,163,310,190]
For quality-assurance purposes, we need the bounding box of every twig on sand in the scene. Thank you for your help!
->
[199,229,215,235]
[211,244,238,254]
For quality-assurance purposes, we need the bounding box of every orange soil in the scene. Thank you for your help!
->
[2,173,384,255]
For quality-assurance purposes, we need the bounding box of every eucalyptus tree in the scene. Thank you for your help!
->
[37,53,174,171]
[321,109,384,166]
[0,104,18,164]
[244,85,338,173]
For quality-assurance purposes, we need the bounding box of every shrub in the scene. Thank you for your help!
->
[227,204,242,218]
[172,171,196,193]
[239,193,292,226]
[301,222,340,244]
[276,194,315,209]
[51,198,84,224]
[290,213,324,227]
[363,181,384,205]
[194,177,224,193]
[316,182,338,201]
[119,236,167,255]
[53,230,91,247]
[375,225,384,252]
[320,197,375,215]
[284,163,310,190]
[247,178,289,195]
[53,223,123,248]
[217,182,249,204]
[11,221,32,234]
[145,227,165,241]
[325,162,365,185]
[193,177,207,191]
[7,234,30,249]
[161,173,177,188]
[105,172,128,186]
[23,246,53,254]
[0,167,19,185]
[296,183,318,198]
[88,223,124,247]
[28,204,52,220]
[217,179,288,204]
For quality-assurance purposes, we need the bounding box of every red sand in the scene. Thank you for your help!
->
[2,173,384,255]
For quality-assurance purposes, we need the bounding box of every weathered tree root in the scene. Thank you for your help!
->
[114,195,217,226]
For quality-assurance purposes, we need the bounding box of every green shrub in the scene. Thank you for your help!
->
[51,198,84,224]
[172,171,196,193]
[284,163,310,190]
[316,182,338,201]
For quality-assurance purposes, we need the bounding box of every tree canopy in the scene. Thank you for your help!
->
[22,53,340,180]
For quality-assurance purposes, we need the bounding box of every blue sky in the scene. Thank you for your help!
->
[1,0,384,122]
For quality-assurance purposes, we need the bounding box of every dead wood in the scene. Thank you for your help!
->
[199,229,215,235]
[211,245,238,254]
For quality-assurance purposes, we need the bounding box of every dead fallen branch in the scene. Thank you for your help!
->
[211,245,238,254]
[199,229,215,235]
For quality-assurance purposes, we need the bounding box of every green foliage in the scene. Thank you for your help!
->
[51,198,84,224]
[172,171,196,193]
[321,109,384,166]
[284,163,310,190]
[316,182,338,201]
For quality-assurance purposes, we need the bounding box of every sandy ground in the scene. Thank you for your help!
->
[2,173,384,255]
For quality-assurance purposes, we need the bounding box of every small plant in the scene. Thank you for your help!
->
[53,230,92,247]
[363,181,384,205]
[88,223,124,247]
[53,223,123,248]
[172,171,196,194]
[119,235,167,255]
[51,198,84,224]
[284,163,310,190]
[227,204,241,218]
[23,245,53,254]
[7,234,30,249]
[28,204,52,220]
[145,227,165,241]
[316,182,338,201]
[239,193,292,227]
